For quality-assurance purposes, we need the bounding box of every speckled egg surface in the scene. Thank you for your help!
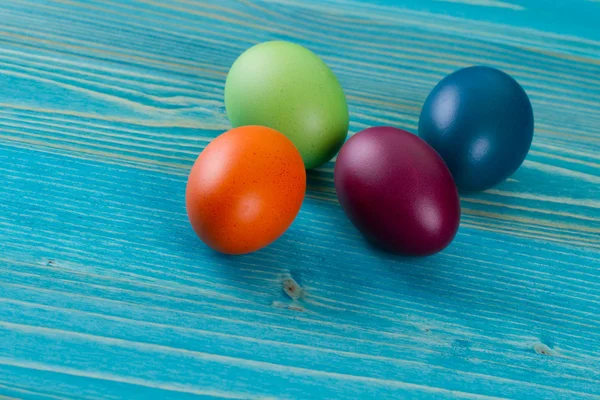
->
[225,41,349,169]
[186,126,306,255]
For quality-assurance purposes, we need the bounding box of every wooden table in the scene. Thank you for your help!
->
[1,1,599,398]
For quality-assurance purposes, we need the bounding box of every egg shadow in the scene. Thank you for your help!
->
[308,167,452,298]
[306,165,337,196]
[168,210,285,297]
[363,237,448,288]
[305,160,453,287]
[206,225,322,294]
[177,155,454,314]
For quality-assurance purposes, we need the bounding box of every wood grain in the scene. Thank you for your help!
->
[0,0,599,398]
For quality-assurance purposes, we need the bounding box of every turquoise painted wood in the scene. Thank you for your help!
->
[0,0,599,398]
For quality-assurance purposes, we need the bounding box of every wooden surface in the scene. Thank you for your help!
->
[1,0,599,398]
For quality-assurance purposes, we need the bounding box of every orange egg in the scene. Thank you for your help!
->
[186,126,306,255]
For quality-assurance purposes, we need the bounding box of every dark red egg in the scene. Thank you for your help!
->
[334,126,461,256]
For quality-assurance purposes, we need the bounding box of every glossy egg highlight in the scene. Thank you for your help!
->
[225,41,349,169]
[334,127,461,256]
[186,126,306,255]
[419,66,534,192]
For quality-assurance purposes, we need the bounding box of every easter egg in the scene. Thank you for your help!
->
[418,66,534,192]
[225,41,349,169]
[334,127,461,256]
[186,126,306,255]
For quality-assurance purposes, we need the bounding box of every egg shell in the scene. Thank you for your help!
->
[334,127,461,256]
[225,41,349,169]
[186,126,306,255]
[418,66,534,192]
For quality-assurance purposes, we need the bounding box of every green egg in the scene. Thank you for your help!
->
[224,41,349,169]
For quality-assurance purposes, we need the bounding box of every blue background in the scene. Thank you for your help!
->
[0,0,599,398]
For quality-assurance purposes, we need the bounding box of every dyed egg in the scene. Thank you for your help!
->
[334,127,461,256]
[225,41,349,169]
[419,66,534,192]
[186,126,306,255]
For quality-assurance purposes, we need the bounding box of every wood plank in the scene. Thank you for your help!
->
[0,0,599,398]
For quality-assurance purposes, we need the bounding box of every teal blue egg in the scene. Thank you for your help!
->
[419,66,534,192]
